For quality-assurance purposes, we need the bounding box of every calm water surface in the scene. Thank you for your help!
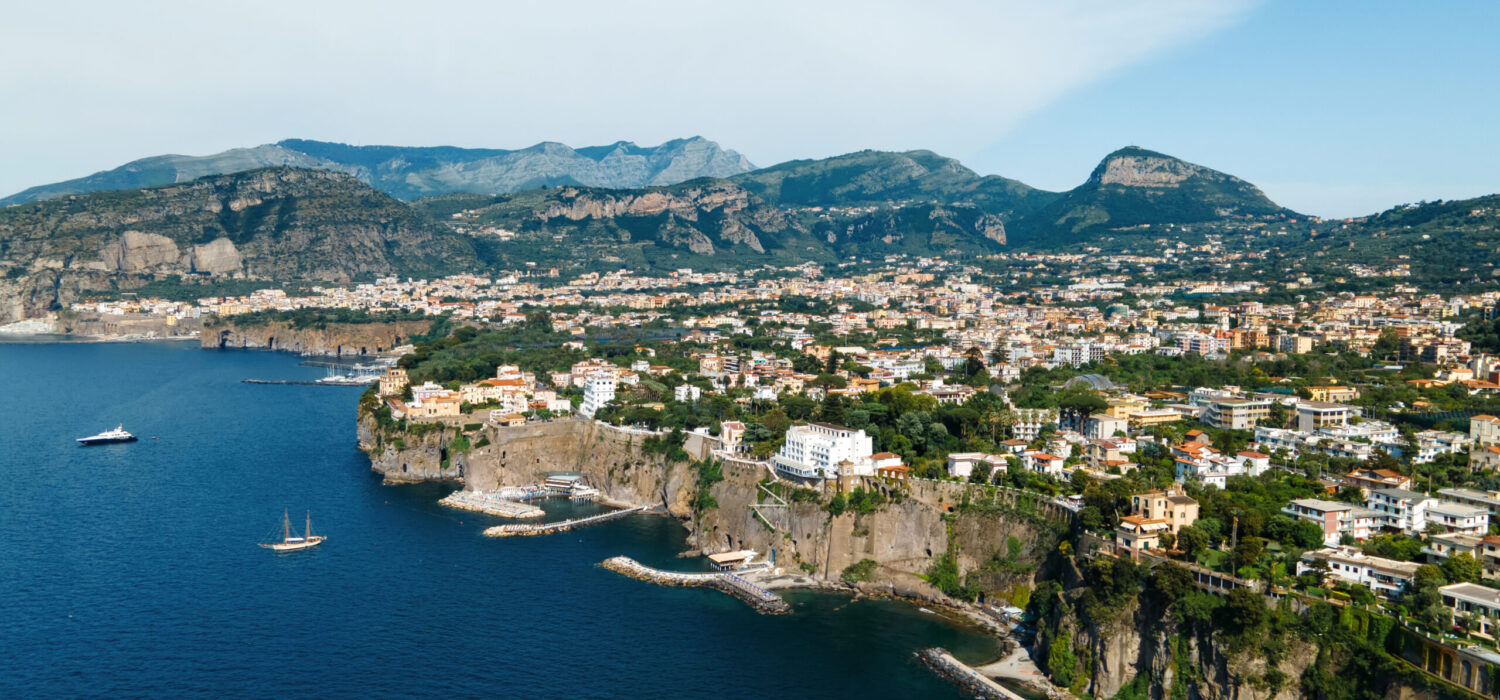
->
[0,342,998,698]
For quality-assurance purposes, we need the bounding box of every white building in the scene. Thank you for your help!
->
[1012,409,1056,442]
[1084,415,1129,440]
[946,453,986,480]
[580,374,617,418]
[674,385,702,402]
[1366,487,1434,533]
[1426,501,1491,536]
[1296,402,1355,433]
[1297,546,1421,598]
[1440,583,1500,637]
[1283,498,1382,546]
[773,423,874,481]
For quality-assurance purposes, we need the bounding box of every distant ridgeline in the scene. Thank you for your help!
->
[3,139,1498,324]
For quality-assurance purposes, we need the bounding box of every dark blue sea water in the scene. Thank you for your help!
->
[0,342,998,698]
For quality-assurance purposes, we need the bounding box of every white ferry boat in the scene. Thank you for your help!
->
[76,425,138,445]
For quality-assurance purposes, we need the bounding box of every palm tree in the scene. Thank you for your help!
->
[983,406,1017,442]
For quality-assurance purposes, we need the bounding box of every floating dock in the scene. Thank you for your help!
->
[484,505,647,537]
[439,490,546,519]
[599,556,791,614]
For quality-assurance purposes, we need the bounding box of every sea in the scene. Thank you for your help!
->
[0,341,1000,699]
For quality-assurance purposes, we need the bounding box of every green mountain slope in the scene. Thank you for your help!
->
[0,167,478,321]
[1011,147,1292,245]
[0,137,755,205]
[1289,195,1500,288]
[418,178,1011,272]
[731,149,1051,214]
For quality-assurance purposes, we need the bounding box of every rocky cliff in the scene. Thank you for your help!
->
[204,318,432,356]
[358,414,1060,606]
[0,167,479,322]
[444,179,1016,270]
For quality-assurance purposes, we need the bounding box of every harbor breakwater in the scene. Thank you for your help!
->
[600,556,791,614]
[485,505,648,537]
[917,648,1024,700]
[438,490,545,519]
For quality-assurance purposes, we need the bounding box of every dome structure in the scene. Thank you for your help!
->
[1064,373,1116,391]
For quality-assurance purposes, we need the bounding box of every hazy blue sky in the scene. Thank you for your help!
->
[1,0,1494,217]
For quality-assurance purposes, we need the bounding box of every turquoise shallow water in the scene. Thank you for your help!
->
[0,341,999,698]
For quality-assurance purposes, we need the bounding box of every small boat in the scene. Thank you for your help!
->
[77,425,138,445]
[260,509,327,553]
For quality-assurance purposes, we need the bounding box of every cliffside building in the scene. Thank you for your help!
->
[581,374,617,418]
[1130,483,1199,534]
[773,422,873,481]
[379,367,409,397]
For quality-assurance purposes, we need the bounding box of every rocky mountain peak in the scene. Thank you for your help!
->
[1089,146,1219,188]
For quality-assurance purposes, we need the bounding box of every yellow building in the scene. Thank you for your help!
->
[379,367,409,397]
[1130,483,1199,534]
[1306,385,1360,402]
[1116,516,1170,553]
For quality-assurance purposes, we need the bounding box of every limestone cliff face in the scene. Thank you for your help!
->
[356,417,469,484]
[41,310,203,338]
[203,319,431,356]
[1036,588,1319,700]
[0,167,478,322]
[100,231,182,272]
[1093,154,1199,188]
[360,416,1060,605]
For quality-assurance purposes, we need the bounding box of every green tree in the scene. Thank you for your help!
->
[1442,552,1484,583]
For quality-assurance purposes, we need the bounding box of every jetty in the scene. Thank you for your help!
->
[242,379,366,387]
[439,490,546,519]
[917,648,1030,700]
[484,504,648,537]
[600,556,791,614]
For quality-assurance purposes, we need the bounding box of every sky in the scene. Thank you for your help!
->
[0,0,1495,218]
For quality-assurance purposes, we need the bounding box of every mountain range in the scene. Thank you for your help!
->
[5,136,1490,323]
[0,136,756,205]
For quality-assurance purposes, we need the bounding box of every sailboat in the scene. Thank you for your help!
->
[260,509,327,552]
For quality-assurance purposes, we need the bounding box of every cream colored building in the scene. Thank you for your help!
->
[1131,483,1199,534]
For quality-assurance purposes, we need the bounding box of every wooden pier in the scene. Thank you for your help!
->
[599,556,791,614]
[484,505,647,537]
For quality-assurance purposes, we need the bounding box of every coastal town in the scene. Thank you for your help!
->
[9,3,1500,699]
[29,249,1500,695]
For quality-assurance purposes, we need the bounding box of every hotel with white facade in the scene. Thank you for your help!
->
[773,422,874,480]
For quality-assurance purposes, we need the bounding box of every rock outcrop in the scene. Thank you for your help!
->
[100,231,180,272]
[204,318,432,356]
[359,415,1060,603]
[189,238,243,275]
[0,167,478,322]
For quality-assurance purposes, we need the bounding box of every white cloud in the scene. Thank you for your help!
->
[0,0,1254,196]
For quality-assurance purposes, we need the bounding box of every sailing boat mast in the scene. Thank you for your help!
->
[305,511,312,539]
[283,509,290,543]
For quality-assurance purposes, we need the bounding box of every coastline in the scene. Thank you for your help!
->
[0,332,200,345]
